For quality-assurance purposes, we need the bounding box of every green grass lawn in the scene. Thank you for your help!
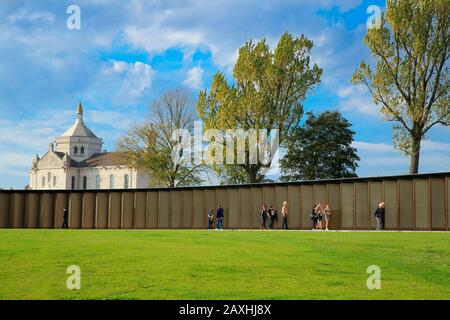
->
[0,229,449,300]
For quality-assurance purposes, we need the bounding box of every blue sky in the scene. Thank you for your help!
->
[0,0,449,189]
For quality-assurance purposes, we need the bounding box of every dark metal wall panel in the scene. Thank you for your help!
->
[384,181,399,229]
[82,193,96,229]
[134,192,146,229]
[11,193,25,228]
[251,187,263,229]
[239,187,251,228]
[368,182,382,230]
[447,178,450,230]
[158,191,170,228]
[355,183,369,229]
[217,189,227,227]
[122,192,134,229]
[327,184,340,230]
[315,185,327,207]
[193,190,204,229]
[170,191,182,228]
[228,188,239,228]
[181,190,193,228]
[301,185,314,229]
[69,193,82,229]
[263,187,275,208]
[430,178,445,230]
[108,192,122,229]
[414,179,429,229]
[341,183,354,229]
[25,193,39,228]
[54,193,68,228]
[39,193,54,228]
[96,192,109,229]
[0,193,9,228]
[288,186,301,229]
[146,192,158,228]
[399,180,413,229]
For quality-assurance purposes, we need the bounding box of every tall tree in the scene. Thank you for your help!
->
[352,0,449,173]
[197,32,322,183]
[281,111,359,181]
[117,89,204,187]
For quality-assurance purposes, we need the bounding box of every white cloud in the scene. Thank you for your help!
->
[183,66,204,90]
[337,85,380,116]
[98,60,154,104]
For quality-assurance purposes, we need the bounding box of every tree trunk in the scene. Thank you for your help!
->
[247,165,260,183]
[409,137,421,174]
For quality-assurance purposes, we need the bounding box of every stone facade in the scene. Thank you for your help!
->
[28,103,149,190]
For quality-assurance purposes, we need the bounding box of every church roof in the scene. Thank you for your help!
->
[61,102,99,138]
[53,151,129,167]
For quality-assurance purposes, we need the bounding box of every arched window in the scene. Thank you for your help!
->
[109,175,115,189]
[80,146,85,154]
[95,175,100,189]
[71,176,75,190]
[47,172,51,183]
[124,174,129,189]
[83,176,87,190]
[74,146,78,154]
[41,176,45,187]
[53,176,56,187]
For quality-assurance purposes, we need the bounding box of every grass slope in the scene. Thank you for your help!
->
[0,229,449,300]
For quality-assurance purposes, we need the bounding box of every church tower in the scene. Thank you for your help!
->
[54,102,103,162]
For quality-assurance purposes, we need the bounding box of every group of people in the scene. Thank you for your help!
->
[259,201,289,230]
[310,203,333,231]
[207,201,290,230]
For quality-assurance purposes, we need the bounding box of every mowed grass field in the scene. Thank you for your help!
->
[0,229,449,300]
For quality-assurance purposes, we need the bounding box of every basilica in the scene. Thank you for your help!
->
[28,103,149,190]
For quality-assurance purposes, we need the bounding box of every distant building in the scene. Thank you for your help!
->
[29,103,149,190]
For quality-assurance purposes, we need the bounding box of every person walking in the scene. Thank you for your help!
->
[316,202,323,230]
[216,205,224,230]
[323,204,332,231]
[281,201,288,230]
[310,205,318,230]
[374,202,385,230]
[207,208,214,230]
[61,208,69,229]
[259,205,267,230]
[268,205,275,229]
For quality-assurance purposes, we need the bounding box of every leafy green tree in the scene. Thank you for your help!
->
[352,0,449,173]
[281,111,360,181]
[197,32,322,183]
[117,89,204,187]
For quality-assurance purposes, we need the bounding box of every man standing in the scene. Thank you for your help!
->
[374,202,385,230]
[61,208,69,229]
[216,205,224,230]
[281,201,288,230]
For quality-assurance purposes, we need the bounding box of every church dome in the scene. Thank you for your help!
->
[62,102,98,138]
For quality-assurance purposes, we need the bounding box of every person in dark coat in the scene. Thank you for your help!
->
[216,205,224,230]
[259,205,267,230]
[268,205,276,229]
[374,202,385,230]
[61,208,69,229]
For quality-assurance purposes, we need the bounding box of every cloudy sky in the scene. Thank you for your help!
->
[0,0,449,189]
